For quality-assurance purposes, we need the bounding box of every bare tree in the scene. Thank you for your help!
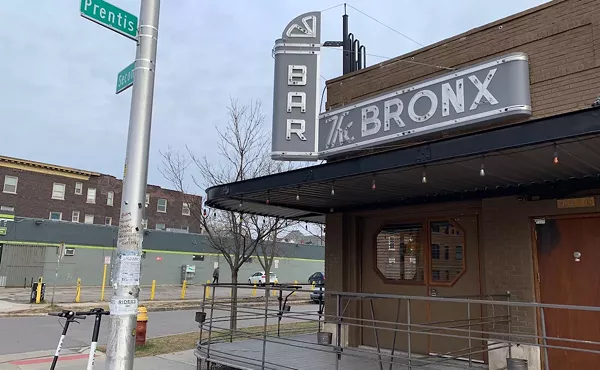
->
[161,98,297,337]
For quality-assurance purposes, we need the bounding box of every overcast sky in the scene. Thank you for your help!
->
[0,0,549,192]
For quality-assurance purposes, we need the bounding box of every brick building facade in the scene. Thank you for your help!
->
[0,155,202,233]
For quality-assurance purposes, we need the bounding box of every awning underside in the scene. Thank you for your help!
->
[205,108,600,223]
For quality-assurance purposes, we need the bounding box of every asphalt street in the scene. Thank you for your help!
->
[0,304,320,356]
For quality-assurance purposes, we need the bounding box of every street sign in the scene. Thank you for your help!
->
[0,227,6,236]
[104,256,111,265]
[80,0,138,41]
[116,62,135,94]
[271,12,322,161]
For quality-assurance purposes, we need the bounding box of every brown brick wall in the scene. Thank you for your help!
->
[0,166,202,233]
[326,0,600,124]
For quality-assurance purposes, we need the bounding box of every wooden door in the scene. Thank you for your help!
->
[536,217,600,369]
[426,216,483,361]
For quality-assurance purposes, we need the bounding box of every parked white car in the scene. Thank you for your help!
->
[248,271,278,286]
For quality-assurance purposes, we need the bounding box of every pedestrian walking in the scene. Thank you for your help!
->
[213,266,219,284]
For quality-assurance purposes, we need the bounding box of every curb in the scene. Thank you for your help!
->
[0,299,313,317]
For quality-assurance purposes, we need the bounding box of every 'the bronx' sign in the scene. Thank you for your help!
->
[317,52,532,159]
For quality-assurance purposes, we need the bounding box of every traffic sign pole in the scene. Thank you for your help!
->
[105,1,160,369]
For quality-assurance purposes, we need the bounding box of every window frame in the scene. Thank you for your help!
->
[155,223,166,231]
[105,216,112,226]
[86,188,96,204]
[182,202,190,216]
[372,218,467,287]
[107,191,114,206]
[3,175,18,194]
[428,219,467,287]
[51,183,66,200]
[157,198,167,213]
[74,182,83,195]
[373,222,426,286]
[49,211,62,221]
[84,214,94,224]
[72,210,80,223]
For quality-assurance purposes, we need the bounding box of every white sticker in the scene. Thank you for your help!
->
[110,298,138,315]
[104,256,111,265]
[117,255,141,285]
[274,260,279,269]
[213,262,218,269]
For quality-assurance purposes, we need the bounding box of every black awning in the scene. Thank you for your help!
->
[206,107,600,222]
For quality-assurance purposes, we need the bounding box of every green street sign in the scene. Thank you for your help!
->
[80,0,138,41]
[116,62,135,94]
[0,227,6,236]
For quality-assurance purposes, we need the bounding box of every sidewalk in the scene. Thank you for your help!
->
[0,349,197,370]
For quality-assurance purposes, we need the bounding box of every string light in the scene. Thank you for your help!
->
[553,144,559,164]
[421,168,428,184]
[239,197,243,208]
[266,191,270,205]
[296,187,300,201]
[371,174,376,190]
[331,182,335,196]
[480,157,485,177]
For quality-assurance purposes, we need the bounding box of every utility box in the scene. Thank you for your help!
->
[181,264,196,285]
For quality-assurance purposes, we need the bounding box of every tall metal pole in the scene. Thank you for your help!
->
[342,5,349,75]
[105,1,160,369]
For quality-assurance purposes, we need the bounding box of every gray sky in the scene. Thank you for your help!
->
[0,0,548,191]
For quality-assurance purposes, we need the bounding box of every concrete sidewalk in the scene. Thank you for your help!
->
[0,349,196,370]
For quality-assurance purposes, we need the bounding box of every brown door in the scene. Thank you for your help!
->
[536,216,600,369]
[426,216,483,362]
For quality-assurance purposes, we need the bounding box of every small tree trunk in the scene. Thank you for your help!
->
[229,269,239,342]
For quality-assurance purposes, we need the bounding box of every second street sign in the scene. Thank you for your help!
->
[80,0,138,41]
[116,62,135,94]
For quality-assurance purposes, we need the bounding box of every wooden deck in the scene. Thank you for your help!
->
[195,334,488,370]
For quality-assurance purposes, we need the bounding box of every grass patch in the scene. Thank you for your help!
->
[98,321,320,358]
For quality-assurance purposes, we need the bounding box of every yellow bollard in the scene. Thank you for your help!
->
[35,277,43,304]
[180,280,187,299]
[150,280,156,301]
[311,282,315,290]
[100,264,108,302]
[293,280,298,296]
[205,280,211,299]
[272,288,277,297]
[252,284,257,297]
[75,278,81,303]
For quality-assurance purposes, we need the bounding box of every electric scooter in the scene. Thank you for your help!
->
[48,308,110,370]
[48,310,87,370]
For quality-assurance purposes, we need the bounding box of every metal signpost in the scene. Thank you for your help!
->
[116,62,135,94]
[270,12,321,161]
[80,0,160,369]
[316,53,532,159]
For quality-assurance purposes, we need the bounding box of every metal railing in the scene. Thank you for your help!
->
[194,284,600,370]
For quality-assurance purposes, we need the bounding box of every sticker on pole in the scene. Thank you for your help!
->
[104,256,111,265]
[117,255,141,285]
[109,298,138,315]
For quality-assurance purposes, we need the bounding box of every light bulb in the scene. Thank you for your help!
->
[422,171,427,184]
[553,151,559,164]
[331,186,335,196]
[371,179,376,190]
[480,164,485,177]
[296,193,300,201]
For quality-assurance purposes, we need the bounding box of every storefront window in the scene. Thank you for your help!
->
[375,223,425,283]
[430,221,465,285]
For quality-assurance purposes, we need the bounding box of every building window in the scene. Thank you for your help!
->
[72,211,80,223]
[155,223,166,231]
[3,176,18,194]
[49,212,62,221]
[145,193,150,207]
[74,182,83,195]
[182,202,190,216]
[429,221,466,285]
[375,223,425,283]
[181,225,189,233]
[52,183,66,200]
[0,206,14,212]
[84,214,94,224]
[142,219,148,229]
[107,191,114,206]
[105,216,112,226]
[87,188,96,204]
[157,199,167,213]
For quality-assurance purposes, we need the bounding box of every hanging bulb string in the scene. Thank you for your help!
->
[372,174,376,190]
[480,156,486,177]
[553,143,559,164]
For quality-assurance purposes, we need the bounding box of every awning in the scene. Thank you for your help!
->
[205,107,600,223]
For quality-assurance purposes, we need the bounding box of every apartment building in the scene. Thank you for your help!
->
[0,155,202,233]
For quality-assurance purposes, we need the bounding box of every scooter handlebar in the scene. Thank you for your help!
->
[48,311,87,319]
